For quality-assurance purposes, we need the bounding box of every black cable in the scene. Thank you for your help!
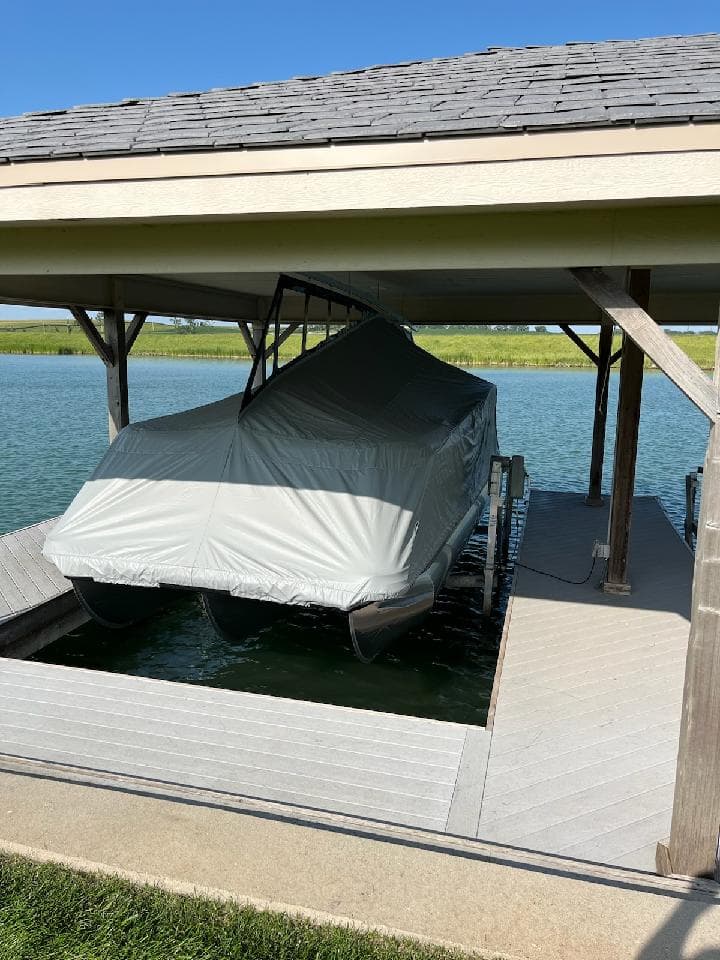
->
[515,555,600,586]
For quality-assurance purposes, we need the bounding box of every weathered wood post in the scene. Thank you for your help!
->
[658,324,720,879]
[603,268,650,593]
[251,320,265,389]
[103,305,129,442]
[586,318,614,505]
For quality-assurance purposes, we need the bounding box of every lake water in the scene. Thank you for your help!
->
[0,353,709,724]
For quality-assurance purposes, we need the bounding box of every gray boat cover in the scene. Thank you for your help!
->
[44,317,497,610]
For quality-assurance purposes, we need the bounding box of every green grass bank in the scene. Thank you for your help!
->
[0,854,477,960]
[0,323,715,368]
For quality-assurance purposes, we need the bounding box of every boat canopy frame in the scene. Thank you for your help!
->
[239,272,406,410]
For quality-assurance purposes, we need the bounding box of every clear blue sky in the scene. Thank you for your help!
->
[1,1,717,320]
[2,0,718,117]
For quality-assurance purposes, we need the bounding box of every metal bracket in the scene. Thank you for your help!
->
[483,454,527,614]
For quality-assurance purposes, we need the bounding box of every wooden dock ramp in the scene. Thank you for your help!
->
[0,519,88,658]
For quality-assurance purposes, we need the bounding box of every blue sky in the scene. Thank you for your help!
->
[1,0,717,319]
[3,0,717,117]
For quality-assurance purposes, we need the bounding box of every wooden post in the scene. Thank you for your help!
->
[603,268,650,594]
[658,322,720,879]
[251,320,265,388]
[586,319,614,505]
[103,307,129,441]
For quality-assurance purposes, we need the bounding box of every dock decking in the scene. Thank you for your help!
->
[0,490,694,872]
[0,657,489,833]
[479,490,693,870]
[0,519,87,657]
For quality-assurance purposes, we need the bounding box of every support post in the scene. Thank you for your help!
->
[586,319,614,505]
[658,322,720,879]
[603,269,650,594]
[236,321,257,360]
[251,320,265,389]
[301,293,309,354]
[103,306,128,442]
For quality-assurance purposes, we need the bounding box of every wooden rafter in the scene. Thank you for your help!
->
[126,312,147,354]
[570,267,716,421]
[559,323,598,365]
[69,306,113,366]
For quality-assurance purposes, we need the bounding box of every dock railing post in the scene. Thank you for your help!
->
[658,315,720,879]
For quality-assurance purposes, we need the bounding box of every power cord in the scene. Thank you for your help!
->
[515,555,602,586]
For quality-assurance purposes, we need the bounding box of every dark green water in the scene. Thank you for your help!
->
[0,353,709,724]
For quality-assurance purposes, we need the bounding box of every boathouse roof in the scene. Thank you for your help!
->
[2,33,720,163]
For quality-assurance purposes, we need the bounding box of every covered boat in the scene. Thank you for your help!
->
[44,315,498,661]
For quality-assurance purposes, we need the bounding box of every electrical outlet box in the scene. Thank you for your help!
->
[593,540,610,559]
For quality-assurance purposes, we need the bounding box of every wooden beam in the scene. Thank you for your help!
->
[559,324,598,365]
[236,321,256,358]
[69,307,112,366]
[125,311,147,354]
[609,347,623,366]
[7,274,260,321]
[570,267,716,421]
[659,323,720,879]
[6,274,720,328]
[301,293,309,353]
[586,319,613,505]
[103,307,129,441]
[603,270,649,593]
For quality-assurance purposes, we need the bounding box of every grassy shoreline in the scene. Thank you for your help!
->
[0,854,475,960]
[0,327,715,369]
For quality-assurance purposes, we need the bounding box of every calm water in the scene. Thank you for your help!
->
[0,354,709,723]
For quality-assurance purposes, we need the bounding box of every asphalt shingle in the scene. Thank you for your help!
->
[1,33,720,163]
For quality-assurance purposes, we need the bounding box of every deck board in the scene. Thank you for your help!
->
[0,519,71,624]
[478,491,692,871]
[0,657,483,831]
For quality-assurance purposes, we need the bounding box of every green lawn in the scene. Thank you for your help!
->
[0,323,715,369]
[0,855,477,960]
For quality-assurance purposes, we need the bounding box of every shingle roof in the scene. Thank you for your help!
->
[2,33,720,164]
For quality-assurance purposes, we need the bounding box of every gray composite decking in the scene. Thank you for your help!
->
[478,490,693,871]
[0,657,488,833]
[0,491,694,870]
[0,519,69,623]
[0,518,88,657]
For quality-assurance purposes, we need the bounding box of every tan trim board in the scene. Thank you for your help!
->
[2,150,720,225]
[2,123,720,190]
